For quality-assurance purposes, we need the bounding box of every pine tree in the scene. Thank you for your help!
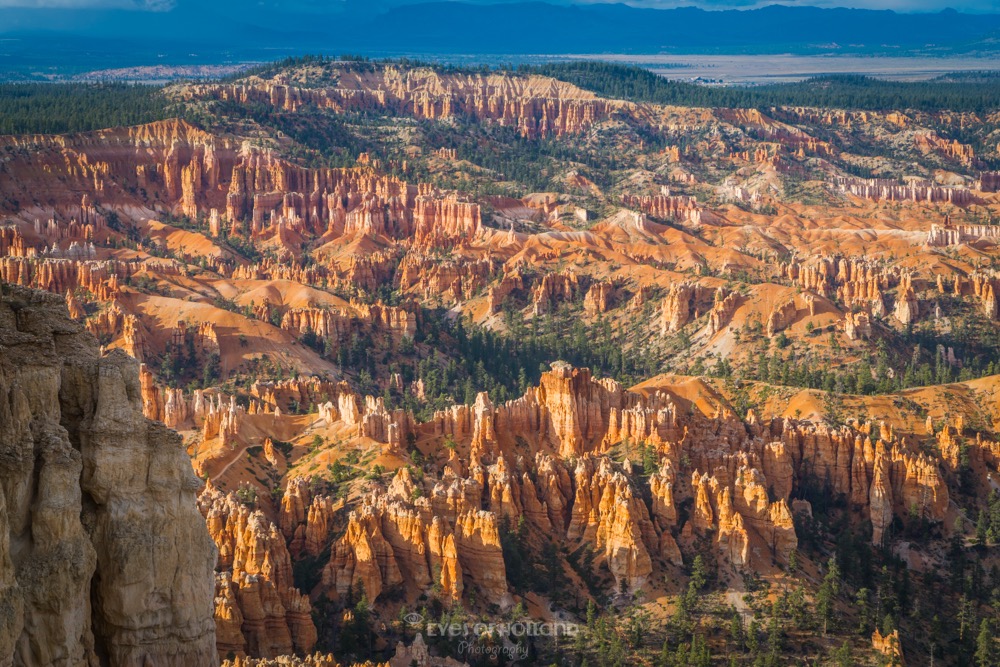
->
[817,557,842,635]
[976,510,990,547]
[832,641,853,667]
[976,619,996,667]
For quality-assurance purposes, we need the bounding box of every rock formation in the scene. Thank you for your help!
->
[200,484,318,660]
[927,223,1000,246]
[893,274,919,325]
[766,298,797,337]
[660,282,713,334]
[181,67,626,139]
[531,272,580,315]
[0,285,217,666]
[621,192,702,224]
[833,176,975,205]
[844,311,872,340]
[707,288,740,335]
[872,629,906,665]
[584,281,616,314]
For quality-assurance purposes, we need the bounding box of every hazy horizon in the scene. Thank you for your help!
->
[0,0,998,15]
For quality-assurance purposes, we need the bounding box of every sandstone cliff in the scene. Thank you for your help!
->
[0,285,217,666]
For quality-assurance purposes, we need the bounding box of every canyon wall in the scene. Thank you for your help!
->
[180,68,626,139]
[0,120,485,256]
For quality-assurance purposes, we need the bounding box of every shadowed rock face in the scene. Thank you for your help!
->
[0,284,218,667]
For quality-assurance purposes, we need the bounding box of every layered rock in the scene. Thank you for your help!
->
[661,282,697,334]
[567,457,656,591]
[783,256,893,318]
[200,485,318,660]
[833,176,975,205]
[0,285,217,666]
[969,271,999,320]
[688,466,796,568]
[397,254,499,306]
[777,419,948,544]
[621,192,702,224]
[707,288,740,335]
[181,67,626,139]
[927,223,1000,246]
[322,494,470,605]
[486,272,525,314]
[280,478,338,558]
[0,118,497,261]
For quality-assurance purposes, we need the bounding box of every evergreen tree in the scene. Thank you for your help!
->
[817,558,842,635]
[976,619,996,667]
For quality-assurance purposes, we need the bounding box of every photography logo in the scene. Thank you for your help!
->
[401,613,579,660]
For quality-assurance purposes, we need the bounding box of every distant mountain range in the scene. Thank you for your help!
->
[2,2,1000,77]
[358,3,1000,55]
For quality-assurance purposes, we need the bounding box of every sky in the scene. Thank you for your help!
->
[0,0,996,13]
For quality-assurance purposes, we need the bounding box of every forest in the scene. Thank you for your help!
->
[0,82,173,135]
[524,62,1000,113]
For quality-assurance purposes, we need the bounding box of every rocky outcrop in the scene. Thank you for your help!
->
[279,301,417,350]
[531,272,579,316]
[661,282,695,333]
[660,282,713,334]
[844,311,872,340]
[181,67,625,139]
[872,629,906,665]
[486,272,525,314]
[412,192,482,248]
[926,223,1000,247]
[766,298,797,337]
[688,466,796,568]
[568,457,655,591]
[280,478,338,558]
[783,256,893,318]
[583,281,616,314]
[833,176,975,205]
[621,192,702,224]
[322,494,471,605]
[452,510,508,604]
[969,272,999,320]
[0,257,125,302]
[893,274,919,325]
[200,485,318,660]
[0,119,497,263]
[281,308,353,343]
[778,419,948,544]
[397,255,499,306]
[0,285,217,667]
[707,288,740,335]
[914,131,974,164]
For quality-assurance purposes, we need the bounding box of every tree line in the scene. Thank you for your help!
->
[522,61,1000,113]
[0,83,174,135]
